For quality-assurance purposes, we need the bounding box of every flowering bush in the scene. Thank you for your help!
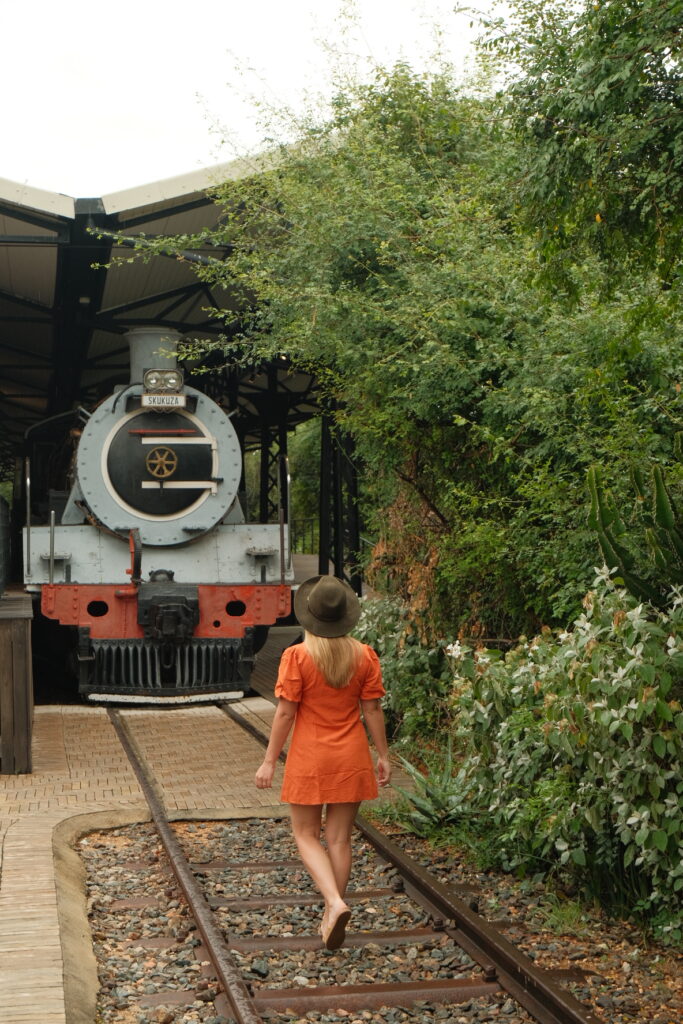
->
[447,569,683,940]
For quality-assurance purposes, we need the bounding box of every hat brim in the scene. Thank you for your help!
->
[293,575,361,638]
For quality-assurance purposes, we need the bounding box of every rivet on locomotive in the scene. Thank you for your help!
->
[22,328,293,702]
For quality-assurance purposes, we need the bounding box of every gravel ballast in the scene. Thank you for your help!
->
[78,817,682,1024]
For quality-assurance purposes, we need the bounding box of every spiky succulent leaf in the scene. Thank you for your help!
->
[665,527,683,563]
[653,466,676,531]
[602,526,636,571]
[631,465,647,501]
[618,570,662,605]
[674,432,683,464]
[645,528,669,571]
[588,466,612,530]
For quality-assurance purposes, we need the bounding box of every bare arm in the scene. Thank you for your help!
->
[361,698,392,787]
[255,698,298,789]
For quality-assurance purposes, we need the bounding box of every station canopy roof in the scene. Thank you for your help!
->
[0,162,319,475]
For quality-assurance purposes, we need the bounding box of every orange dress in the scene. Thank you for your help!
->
[275,642,386,804]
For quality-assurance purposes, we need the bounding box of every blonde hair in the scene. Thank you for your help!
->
[304,631,363,689]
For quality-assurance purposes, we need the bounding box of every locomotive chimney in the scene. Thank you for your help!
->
[126,327,182,384]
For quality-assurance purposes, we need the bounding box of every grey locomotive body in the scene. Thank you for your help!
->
[23,328,292,701]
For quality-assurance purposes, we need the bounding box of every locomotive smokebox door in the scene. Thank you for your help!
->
[107,411,214,518]
[75,391,241,546]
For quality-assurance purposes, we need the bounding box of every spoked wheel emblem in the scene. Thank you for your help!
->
[145,446,178,478]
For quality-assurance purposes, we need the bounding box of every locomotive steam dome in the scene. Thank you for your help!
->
[75,329,242,546]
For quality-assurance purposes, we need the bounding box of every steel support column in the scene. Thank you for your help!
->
[319,415,332,577]
[49,200,112,416]
[318,412,362,595]
[255,368,290,525]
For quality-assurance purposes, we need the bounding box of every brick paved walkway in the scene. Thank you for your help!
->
[0,701,286,1024]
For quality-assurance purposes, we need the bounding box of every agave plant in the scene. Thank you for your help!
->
[395,738,472,837]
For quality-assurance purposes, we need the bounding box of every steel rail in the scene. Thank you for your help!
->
[108,709,263,1024]
[222,702,601,1024]
[355,816,602,1024]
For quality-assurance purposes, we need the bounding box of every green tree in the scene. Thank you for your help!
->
[185,66,543,633]
[481,0,683,275]
[134,57,681,639]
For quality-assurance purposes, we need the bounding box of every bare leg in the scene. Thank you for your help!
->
[289,804,349,931]
[325,802,360,898]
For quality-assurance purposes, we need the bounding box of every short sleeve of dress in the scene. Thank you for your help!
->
[359,647,385,700]
[274,645,303,703]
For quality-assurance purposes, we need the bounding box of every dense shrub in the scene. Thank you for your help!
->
[439,569,683,939]
[354,596,452,740]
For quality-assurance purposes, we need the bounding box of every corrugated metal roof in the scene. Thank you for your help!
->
[0,162,318,475]
[101,156,253,216]
[0,177,75,219]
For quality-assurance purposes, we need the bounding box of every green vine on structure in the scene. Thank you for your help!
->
[587,433,683,605]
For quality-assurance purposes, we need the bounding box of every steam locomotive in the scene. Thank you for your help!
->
[22,328,293,702]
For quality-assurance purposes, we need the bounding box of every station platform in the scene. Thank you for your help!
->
[0,704,285,1023]
[0,621,404,1024]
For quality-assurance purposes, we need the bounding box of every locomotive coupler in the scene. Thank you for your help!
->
[137,571,200,644]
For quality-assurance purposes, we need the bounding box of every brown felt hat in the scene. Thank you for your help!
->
[293,575,361,638]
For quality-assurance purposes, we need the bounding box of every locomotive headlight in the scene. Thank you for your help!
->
[164,370,183,391]
[144,368,184,392]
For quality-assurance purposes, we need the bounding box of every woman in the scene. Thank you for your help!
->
[255,574,392,950]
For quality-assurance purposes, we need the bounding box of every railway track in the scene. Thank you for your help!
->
[104,705,603,1024]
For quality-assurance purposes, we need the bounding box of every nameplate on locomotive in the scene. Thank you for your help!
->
[141,394,186,407]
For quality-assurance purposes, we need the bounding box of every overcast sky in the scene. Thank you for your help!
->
[1,0,486,198]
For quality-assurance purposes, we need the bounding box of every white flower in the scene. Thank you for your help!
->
[594,564,617,586]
